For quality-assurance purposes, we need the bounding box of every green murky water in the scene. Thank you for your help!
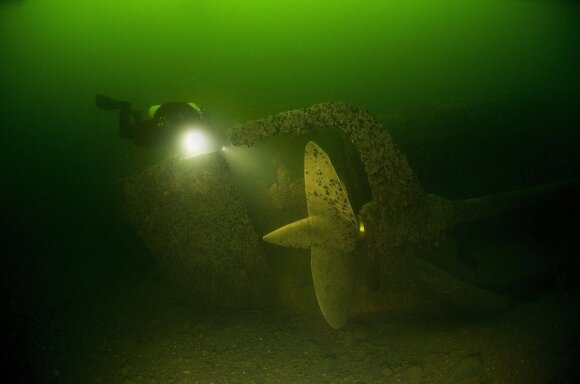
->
[1,1,579,382]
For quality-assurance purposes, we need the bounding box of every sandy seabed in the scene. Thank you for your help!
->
[44,277,578,384]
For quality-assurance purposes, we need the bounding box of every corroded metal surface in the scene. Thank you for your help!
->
[231,103,507,318]
[120,152,272,308]
[119,103,543,320]
[230,102,423,209]
[229,103,458,248]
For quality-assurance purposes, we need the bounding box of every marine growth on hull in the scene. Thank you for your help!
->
[122,102,572,328]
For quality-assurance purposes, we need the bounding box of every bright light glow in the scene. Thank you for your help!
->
[181,128,213,158]
[358,216,365,236]
[184,130,206,152]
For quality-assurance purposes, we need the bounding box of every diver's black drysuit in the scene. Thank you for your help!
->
[95,94,202,147]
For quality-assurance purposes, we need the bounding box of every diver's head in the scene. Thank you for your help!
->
[150,101,202,127]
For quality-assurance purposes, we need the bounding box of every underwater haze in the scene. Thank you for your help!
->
[1,0,580,383]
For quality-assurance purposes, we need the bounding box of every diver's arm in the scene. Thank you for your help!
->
[118,108,142,139]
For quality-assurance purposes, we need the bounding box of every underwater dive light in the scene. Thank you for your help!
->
[180,127,214,158]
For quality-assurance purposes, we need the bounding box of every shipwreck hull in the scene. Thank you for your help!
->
[118,102,537,320]
[120,152,272,308]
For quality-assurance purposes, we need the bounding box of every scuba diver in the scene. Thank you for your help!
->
[95,94,203,147]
